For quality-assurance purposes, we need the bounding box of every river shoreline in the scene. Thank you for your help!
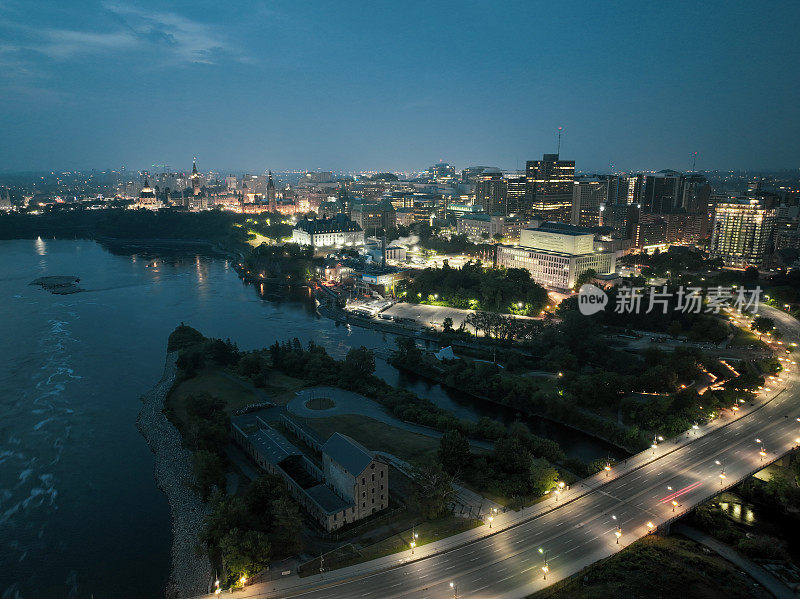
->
[137,351,212,598]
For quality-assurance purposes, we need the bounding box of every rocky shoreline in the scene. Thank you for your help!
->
[137,351,212,598]
[30,275,84,294]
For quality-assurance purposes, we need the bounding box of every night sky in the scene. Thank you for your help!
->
[1,0,798,173]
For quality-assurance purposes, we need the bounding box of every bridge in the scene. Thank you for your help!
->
[200,305,799,599]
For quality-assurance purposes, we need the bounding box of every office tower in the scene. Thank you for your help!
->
[602,174,642,237]
[571,178,607,226]
[475,169,507,215]
[425,162,457,183]
[506,176,527,216]
[525,154,575,223]
[709,198,776,267]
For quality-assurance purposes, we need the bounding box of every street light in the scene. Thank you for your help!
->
[450,581,457,598]
[487,515,493,528]
[672,500,678,513]
[615,527,622,544]
[647,521,655,533]
[410,540,416,554]
[604,462,611,477]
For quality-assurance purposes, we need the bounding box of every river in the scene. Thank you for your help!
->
[0,239,623,599]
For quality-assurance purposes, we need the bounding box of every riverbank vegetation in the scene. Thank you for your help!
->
[530,534,772,599]
[689,455,800,565]
[391,307,770,452]
[0,208,288,255]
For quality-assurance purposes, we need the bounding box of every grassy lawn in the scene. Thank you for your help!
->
[298,414,443,463]
[529,535,771,599]
[167,368,259,426]
[730,325,767,348]
[299,516,482,576]
[261,371,307,405]
[357,516,482,561]
[305,396,335,410]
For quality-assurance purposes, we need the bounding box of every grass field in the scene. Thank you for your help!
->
[299,516,482,576]
[166,368,259,427]
[530,535,771,599]
[730,325,768,349]
[298,414,442,463]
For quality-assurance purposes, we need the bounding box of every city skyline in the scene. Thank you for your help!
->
[1,0,799,173]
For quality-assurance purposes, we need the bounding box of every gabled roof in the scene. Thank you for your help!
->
[322,432,374,475]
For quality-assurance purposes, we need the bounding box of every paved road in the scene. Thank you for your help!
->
[200,305,800,599]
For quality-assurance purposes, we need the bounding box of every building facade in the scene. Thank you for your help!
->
[571,178,607,226]
[525,154,575,223]
[496,223,615,290]
[293,214,364,248]
[709,198,776,267]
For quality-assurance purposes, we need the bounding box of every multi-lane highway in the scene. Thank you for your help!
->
[208,306,800,599]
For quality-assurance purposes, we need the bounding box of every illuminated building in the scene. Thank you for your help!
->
[571,178,607,226]
[497,223,615,290]
[475,169,507,215]
[710,198,776,267]
[135,179,162,210]
[293,214,364,247]
[525,154,575,223]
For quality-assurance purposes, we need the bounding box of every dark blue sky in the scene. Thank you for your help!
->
[1,0,798,173]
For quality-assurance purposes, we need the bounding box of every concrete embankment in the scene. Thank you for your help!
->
[137,352,212,598]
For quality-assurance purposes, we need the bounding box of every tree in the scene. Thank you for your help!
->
[271,495,304,554]
[238,353,265,378]
[751,316,775,339]
[442,317,454,333]
[529,458,560,497]
[344,346,376,378]
[220,528,271,586]
[438,430,470,474]
[193,449,226,500]
[411,462,456,520]
[573,268,597,291]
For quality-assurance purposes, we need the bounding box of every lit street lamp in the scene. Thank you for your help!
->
[615,527,622,544]
[672,499,678,513]
[450,581,458,598]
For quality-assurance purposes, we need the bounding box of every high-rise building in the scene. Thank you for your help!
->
[709,198,776,267]
[525,154,575,223]
[425,162,457,183]
[475,169,507,215]
[602,174,642,238]
[506,175,527,216]
[571,178,607,226]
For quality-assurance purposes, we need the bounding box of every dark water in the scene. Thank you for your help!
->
[0,239,622,599]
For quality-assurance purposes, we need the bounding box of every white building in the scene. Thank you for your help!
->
[497,223,616,290]
[293,214,364,248]
[457,213,505,241]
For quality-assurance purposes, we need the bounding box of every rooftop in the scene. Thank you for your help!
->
[305,484,353,515]
[322,432,374,475]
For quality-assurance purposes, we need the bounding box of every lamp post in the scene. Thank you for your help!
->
[615,527,622,544]
[450,581,458,598]
[672,499,678,513]
[539,548,549,580]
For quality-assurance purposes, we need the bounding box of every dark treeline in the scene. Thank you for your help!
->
[0,208,253,250]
